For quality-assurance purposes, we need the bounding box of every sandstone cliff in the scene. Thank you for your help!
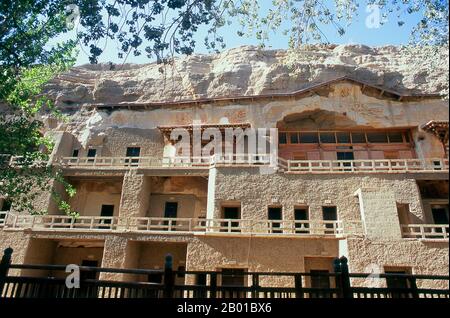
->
[45,44,449,108]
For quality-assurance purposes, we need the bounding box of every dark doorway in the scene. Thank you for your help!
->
[385,269,411,298]
[194,273,207,298]
[164,202,178,230]
[87,149,97,163]
[431,205,449,235]
[432,206,449,224]
[164,202,178,218]
[126,147,141,166]
[1,200,11,222]
[99,205,114,229]
[268,207,282,233]
[337,151,354,171]
[337,152,354,160]
[222,207,240,232]
[294,208,309,233]
[1,200,12,211]
[78,260,99,298]
[322,206,338,233]
[221,268,246,298]
[310,270,331,298]
[80,260,98,280]
[146,273,163,297]
[148,273,163,284]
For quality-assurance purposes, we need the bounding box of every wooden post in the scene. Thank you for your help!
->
[252,274,259,298]
[333,257,343,298]
[0,247,13,297]
[409,276,419,299]
[339,256,353,299]
[163,254,174,298]
[210,273,217,298]
[294,274,304,298]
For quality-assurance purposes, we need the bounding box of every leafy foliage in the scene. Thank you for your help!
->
[0,0,77,215]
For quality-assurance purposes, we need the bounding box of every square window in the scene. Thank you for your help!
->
[295,208,308,220]
[300,133,319,143]
[72,149,79,157]
[320,133,336,143]
[367,132,388,143]
[388,132,403,143]
[336,132,351,143]
[322,206,337,221]
[290,133,299,144]
[351,133,366,143]
[126,147,141,157]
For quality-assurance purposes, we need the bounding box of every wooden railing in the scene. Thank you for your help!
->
[0,251,448,299]
[283,158,449,173]
[401,224,449,240]
[2,213,346,237]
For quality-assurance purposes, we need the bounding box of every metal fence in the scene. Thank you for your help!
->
[0,248,448,299]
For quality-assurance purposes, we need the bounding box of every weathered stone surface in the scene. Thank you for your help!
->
[45,45,448,108]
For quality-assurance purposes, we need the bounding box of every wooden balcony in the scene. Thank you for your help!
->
[3,213,347,237]
[401,224,449,240]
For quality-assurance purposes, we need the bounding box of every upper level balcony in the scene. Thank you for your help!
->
[54,155,449,174]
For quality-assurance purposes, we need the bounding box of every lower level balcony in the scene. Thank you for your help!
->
[401,224,449,240]
[3,213,346,237]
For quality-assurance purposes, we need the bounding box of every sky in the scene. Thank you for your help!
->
[58,1,424,66]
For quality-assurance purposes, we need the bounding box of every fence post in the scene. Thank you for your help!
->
[294,274,304,298]
[252,274,259,298]
[0,247,13,296]
[408,277,419,299]
[210,273,217,298]
[163,254,174,298]
[340,256,353,299]
[333,258,343,298]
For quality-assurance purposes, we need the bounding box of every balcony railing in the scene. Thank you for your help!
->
[280,158,449,173]
[3,213,346,237]
[5,153,448,174]
[401,224,449,240]
[57,154,272,169]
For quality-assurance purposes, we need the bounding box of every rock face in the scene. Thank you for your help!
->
[45,44,449,107]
